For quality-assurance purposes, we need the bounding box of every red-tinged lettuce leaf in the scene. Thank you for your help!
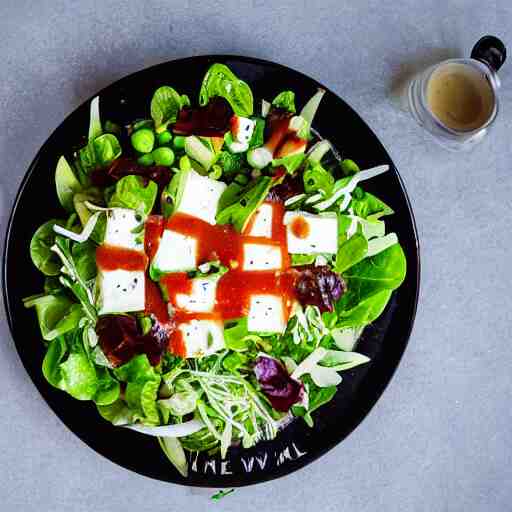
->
[96,315,167,367]
[172,97,233,137]
[254,355,303,412]
[294,265,346,313]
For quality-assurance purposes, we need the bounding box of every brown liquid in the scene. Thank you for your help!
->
[426,63,495,132]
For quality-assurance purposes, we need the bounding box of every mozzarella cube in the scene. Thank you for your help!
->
[232,116,255,144]
[178,319,225,358]
[243,243,282,271]
[97,269,145,315]
[104,208,144,251]
[248,294,286,333]
[284,211,338,254]
[175,277,217,313]
[152,230,197,273]
[176,169,227,225]
[246,203,273,238]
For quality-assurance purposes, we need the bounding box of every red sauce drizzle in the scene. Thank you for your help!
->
[169,329,187,358]
[145,215,164,261]
[165,213,242,267]
[290,215,310,239]
[160,273,193,305]
[147,202,297,357]
[96,245,148,271]
[216,270,295,320]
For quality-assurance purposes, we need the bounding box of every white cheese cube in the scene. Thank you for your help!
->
[284,211,338,254]
[176,169,227,225]
[175,278,217,313]
[104,208,144,251]
[232,116,255,144]
[152,230,197,273]
[178,319,225,358]
[246,203,273,238]
[97,269,145,315]
[243,243,283,271]
[248,294,286,333]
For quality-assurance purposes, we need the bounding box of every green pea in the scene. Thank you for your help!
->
[157,131,172,146]
[173,135,186,150]
[138,154,154,166]
[208,164,222,180]
[152,147,175,167]
[131,128,155,153]
[179,155,191,171]
[340,158,360,177]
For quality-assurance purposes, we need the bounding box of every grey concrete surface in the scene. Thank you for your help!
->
[1,1,511,511]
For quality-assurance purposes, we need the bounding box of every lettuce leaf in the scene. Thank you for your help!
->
[271,91,296,113]
[199,63,253,117]
[216,176,273,232]
[151,86,183,132]
[108,175,158,216]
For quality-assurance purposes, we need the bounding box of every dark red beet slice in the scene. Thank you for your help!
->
[173,97,233,137]
[96,315,167,367]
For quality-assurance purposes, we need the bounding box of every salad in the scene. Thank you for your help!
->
[24,63,406,477]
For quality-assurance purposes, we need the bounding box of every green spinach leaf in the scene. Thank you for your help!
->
[216,176,272,232]
[303,163,335,194]
[151,86,183,132]
[335,233,368,273]
[30,220,64,276]
[108,175,158,216]
[271,90,296,113]
[200,63,253,117]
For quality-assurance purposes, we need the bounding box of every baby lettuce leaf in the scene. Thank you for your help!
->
[59,333,99,400]
[272,91,296,113]
[77,134,122,182]
[200,63,253,117]
[335,233,368,273]
[216,176,273,232]
[336,244,406,327]
[55,156,82,212]
[350,189,394,220]
[23,294,82,341]
[303,163,335,195]
[71,240,97,282]
[108,175,158,216]
[42,336,67,389]
[97,399,136,426]
[151,86,182,132]
[337,289,392,328]
[94,367,120,406]
[113,354,161,425]
[30,219,64,276]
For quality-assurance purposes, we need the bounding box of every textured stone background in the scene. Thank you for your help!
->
[1,1,511,510]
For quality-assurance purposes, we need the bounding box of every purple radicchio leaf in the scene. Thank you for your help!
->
[294,265,346,313]
[254,355,303,412]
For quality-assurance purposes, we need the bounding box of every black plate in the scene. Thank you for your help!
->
[2,55,420,487]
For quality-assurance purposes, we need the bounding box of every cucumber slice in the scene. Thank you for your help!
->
[184,136,215,171]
